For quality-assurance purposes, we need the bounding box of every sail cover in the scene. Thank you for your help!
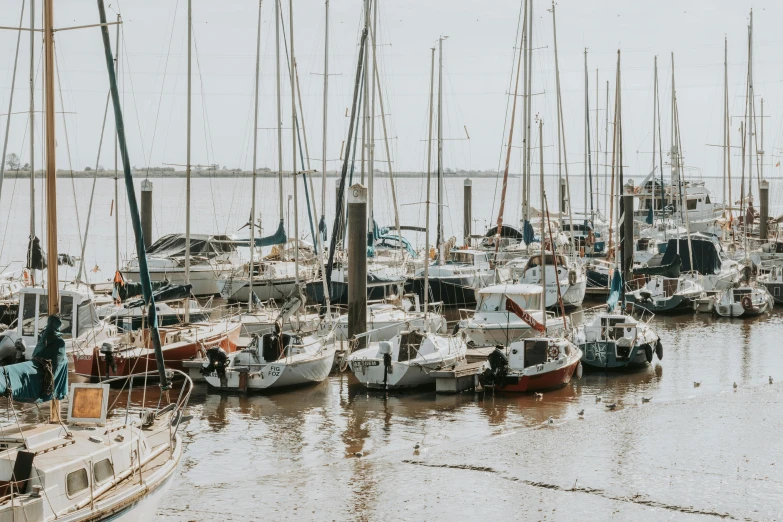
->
[230,220,288,248]
[0,315,68,403]
[660,238,721,275]
[606,269,623,311]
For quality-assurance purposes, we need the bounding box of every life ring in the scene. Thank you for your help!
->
[547,344,560,360]
[568,270,577,286]
[741,295,753,311]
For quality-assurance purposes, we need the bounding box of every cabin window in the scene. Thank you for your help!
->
[21,295,36,337]
[524,340,548,368]
[77,301,101,335]
[66,468,89,497]
[687,199,697,210]
[93,459,114,485]
[60,295,74,339]
[36,295,49,337]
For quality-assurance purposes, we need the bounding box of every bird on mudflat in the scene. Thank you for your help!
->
[534,392,543,400]
[595,396,602,403]
[733,382,738,390]
[641,397,652,403]
[770,376,774,385]
[693,382,701,388]
[605,403,617,410]
[548,417,554,425]
[577,409,584,418]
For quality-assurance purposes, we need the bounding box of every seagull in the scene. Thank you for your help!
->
[596,395,602,403]
[548,416,554,424]
[770,376,774,385]
[641,397,652,403]
[355,451,364,458]
[733,382,738,390]
[693,382,701,388]
[577,409,584,418]
[534,392,543,400]
[414,443,421,450]
[605,403,617,410]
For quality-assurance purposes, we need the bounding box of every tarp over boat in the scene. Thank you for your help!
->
[0,315,68,403]
[660,238,721,275]
[146,233,238,257]
[124,284,193,309]
[633,254,682,278]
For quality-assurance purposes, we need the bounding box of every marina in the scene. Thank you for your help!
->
[0,0,781,520]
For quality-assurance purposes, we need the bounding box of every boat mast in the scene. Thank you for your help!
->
[595,67,599,216]
[672,55,694,272]
[520,0,528,224]
[436,35,446,264]
[114,14,121,273]
[747,10,755,200]
[583,49,588,224]
[494,13,526,260]
[655,56,665,215]
[185,0,192,322]
[424,46,435,321]
[29,0,36,285]
[321,0,329,233]
[248,0,263,311]
[44,0,58,312]
[538,118,545,327]
[524,0,533,227]
[652,56,657,224]
[584,48,594,225]
[604,80,609,218]
[275,0,284,232]
[368,0,376,233]
[550,1,574,253]
[724,36,732,227]
[289,0,300,292]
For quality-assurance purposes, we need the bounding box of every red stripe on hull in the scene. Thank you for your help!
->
[73,325,241,379]
[496,358,580,393]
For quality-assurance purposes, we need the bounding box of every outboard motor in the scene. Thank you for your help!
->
[480,345,509,387]
[202,346,229,388]
[0,332,27,365]
[100,343,117,376]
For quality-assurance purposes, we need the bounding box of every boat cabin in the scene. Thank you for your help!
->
[507,338,573,370]
[475,284,542,313]
[448,250,490,270]
[17,287,101,349]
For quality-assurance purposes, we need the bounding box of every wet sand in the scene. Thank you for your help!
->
[158,302,783,520]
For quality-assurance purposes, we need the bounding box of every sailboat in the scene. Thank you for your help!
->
[0,3,190,519]
[202,0,337,393]
[479,120,582,393]
[346,38,467,390]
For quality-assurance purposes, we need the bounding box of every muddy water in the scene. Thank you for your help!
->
[153,301,783,521]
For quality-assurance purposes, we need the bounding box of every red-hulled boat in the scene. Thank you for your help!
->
[73,321,241,380]
[479,337,582,393]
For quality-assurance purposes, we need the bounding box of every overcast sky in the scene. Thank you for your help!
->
[0,0,781,185]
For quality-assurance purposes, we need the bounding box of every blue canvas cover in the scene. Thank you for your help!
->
[0,315,68,403]
[606,269,623,311]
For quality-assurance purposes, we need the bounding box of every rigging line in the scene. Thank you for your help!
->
[53,42,86,263]
[191,27,223,233]
[0,0,26,205]
[490,0,525,226]
[118,29,151,170]
[142,0,181,177]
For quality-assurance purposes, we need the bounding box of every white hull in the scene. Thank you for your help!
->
[222,278,298,302]
[123,266,226,297]
[350,353,463,389]
[462,322,564,348]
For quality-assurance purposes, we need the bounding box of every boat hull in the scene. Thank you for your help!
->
[580,341,653,371]
[760,281,783,304]
[625,293,696,314]
[122,266,224,297]
[406,275,483,308]
[492,357,580,393]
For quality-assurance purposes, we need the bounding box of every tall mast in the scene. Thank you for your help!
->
[44,0,58,313]
[185,0,192,322]
[436,36,446,262]
[275,0,284,226]
[550,1,574,252]
[248,0,263,311]
[538,118,545,326]
[747,10,754,199]
[289,0,299,288]
[724,36,732,225]
[524,0,533,225]
[368,0,376,232]
[424,46,436,320]
[29,0,36,275]
[360,0,369,184]
[114,13,121,273]
[652,56,657,220]
[521,0,528,223]
[584,48,594,224]
[321,0,329,225]
[595,67,599,215]
[604,80,609,217]
[494,10,526,260]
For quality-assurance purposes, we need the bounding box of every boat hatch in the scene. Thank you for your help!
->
[732,289,751,301]
[523,340,547,368]
[398,331,425,362]
[261,332,302,362]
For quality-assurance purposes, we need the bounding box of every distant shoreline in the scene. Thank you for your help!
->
[4,169,506,179]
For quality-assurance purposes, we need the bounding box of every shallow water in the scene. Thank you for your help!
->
[156,300,783,520]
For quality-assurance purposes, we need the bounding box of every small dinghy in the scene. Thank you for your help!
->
[713,283,774,318]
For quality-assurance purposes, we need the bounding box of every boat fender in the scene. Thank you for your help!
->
[644,344,653,363]
[655,339,663,360]
[576,361,583,379]
[741,295,753,311]
[452,322,460,335]
[0,336,18,365]
[202,346,229,376]
[568,270,577,286]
